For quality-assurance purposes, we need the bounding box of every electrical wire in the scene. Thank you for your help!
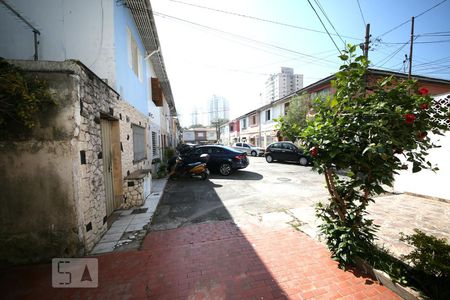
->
[313,0,346,46]
[152,10,341,66]
[375,40,410,67]
[356,0,367,27]
[167,0,362,41]
[306,0,342,54]
[376,0,448,38]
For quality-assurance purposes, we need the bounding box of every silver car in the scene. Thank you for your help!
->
[232,142,265,157]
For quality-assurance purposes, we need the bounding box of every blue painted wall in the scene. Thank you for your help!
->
[114,3,148,115]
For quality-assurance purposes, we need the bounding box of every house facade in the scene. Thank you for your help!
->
[182,128,217,144]
[0,0,180,163]
[0,0,179,263]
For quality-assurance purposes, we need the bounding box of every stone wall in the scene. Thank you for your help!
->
[0,60,152,263]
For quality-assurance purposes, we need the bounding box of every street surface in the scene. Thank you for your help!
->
[153,156,450,258]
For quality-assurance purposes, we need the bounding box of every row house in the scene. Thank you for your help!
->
[182,128,217,144]
[0,0,179,263]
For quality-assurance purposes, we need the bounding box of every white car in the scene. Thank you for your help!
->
[232,142,265,157]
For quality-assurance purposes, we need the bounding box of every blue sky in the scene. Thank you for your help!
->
[151,0,450,126]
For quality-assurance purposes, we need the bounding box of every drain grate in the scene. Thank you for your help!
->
[131,208,148,214]
[277,177,291,182]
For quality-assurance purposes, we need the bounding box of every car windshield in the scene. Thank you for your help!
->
[246,143,255,147]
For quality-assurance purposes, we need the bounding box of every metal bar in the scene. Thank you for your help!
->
[1,0,40,60]
[33,30,39,60]
[0,0,40,33]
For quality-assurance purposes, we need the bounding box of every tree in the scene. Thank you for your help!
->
[211,118,229,142]
[276,94,311,141]
[189,124,205,129]
[301,45,450,267]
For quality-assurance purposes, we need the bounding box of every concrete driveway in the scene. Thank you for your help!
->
[152,156,450,258]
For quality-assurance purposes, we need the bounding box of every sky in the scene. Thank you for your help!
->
[150,0,450,127]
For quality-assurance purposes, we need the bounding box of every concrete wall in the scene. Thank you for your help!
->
[113,1,149,115]
[0,0,116,86]
[393,94,450,200]
[0,60,152,264]
[0,62,82,264]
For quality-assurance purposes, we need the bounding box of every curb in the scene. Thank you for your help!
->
[355,258,425,300]
[90,178,168,254]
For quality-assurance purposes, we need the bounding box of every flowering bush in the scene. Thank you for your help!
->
[302,45,450,267]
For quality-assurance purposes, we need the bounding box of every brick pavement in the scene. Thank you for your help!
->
[1,220,399,300]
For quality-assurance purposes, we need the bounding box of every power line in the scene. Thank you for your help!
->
[375,40,410,67]
[167,0,362,41]
[377,0,448,38]
[153,10,340,66]
[306,0,342,54]
[356,0,367,27]
[313,0,346,46]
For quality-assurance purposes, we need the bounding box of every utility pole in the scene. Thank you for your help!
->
[364,23,370,58]
[408,16,415,79]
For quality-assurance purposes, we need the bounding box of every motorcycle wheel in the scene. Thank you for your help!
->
[200,172,208,180]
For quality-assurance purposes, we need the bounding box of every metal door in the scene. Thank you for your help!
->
[101,119,115,216]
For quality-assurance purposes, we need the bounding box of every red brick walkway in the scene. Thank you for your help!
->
[1,221,399,299]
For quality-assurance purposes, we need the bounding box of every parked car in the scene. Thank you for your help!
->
[184,145,249,176]
[232,142,265,157]
[265,141,311,166]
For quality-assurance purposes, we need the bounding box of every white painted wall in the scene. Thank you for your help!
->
[393,94,450,200]
[0,0,116,86]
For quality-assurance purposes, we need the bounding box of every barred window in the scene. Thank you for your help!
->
[132,125,146,162]
[152,131,157,157]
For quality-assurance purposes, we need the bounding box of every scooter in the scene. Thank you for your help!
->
[169,154,209,180]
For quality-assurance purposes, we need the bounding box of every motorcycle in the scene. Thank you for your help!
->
[169,153,209,180]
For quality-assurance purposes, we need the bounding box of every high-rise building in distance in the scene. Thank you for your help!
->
[208,95,230,125]
[265,67,304,103]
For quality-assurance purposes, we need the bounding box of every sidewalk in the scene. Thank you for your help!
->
[91,178,168,254]
[0,220,399,300]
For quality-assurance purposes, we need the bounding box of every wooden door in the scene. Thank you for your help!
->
[101,119,115,216]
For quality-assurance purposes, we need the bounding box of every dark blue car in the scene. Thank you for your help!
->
[185,145,249,176]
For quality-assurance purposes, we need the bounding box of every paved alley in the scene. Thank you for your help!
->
[1,221,399,300]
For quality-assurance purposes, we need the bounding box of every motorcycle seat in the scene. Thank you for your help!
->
[187,162,202,167]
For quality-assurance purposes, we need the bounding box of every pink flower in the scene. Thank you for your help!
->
[418,87,429,96]
[419,103,429,110]
[404,114,416,124]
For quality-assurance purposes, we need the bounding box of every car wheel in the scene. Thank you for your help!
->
[251,150,257,157]
[265,155,273,163]
[219,163,232,176]
[299,156,308,166]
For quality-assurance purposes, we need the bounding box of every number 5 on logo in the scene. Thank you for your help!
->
[52,258,98,288]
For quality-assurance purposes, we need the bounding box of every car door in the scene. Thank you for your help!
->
[282,143,298,161]
[242,143,252,154]
[234,142,243,152]
[269,142,284,160]
[185,147,203,164]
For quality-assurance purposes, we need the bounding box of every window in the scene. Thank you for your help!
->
[265,110,271,121]
[127,27,142,80]
[243,143,250,148]
[284,102,290,115]
[283,143,297,151]
[236,143,242,147]
[132,125,146,162]
[242,119,247,129]
[152,131,157,156]
[250,114,257,126]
